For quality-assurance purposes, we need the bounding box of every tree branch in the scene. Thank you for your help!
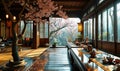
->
[18,19,27,39]
[8,0,15,7]
[2,0,13,20]
[49,24,68,37]
[19,2,27,20]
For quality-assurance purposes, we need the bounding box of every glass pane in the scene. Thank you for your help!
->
[98,14,101,40]
[45,22,48,38]
[108,7,114,42]
[117,3,120,42]
[40,23,44,38]
[88,19,92,39]
[102,10,107,41]
[25,22,31,38]
[20,21,33,39]
[84,21,88,39]
[30,21,33,38]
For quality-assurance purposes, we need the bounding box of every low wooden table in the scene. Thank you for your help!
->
[67,42,120,71]
[72,48,120,71]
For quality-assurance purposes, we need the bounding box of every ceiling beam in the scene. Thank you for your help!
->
[54,1,85,7]
[63,8,82,11]
[54,1,87,11]
[53,0,90,2]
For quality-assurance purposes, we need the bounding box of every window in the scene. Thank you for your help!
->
[97,7,114,42]
[84,21,88,39]
[84,19,93,40]
[25,21,33,38]
[102,10,107,41]
[45,22,49,38]
[108,7,114,42]
[88,19,92,39]
[98,14,101,40]
[49,18,80,46]
[20,21,33,39]
[40,23,44,38]
[39,22,49,38]
[117,3,120,42]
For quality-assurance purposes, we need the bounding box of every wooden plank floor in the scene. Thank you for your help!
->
[44,48,72,71]
[0,47,74,71]
[27,47,74,71]
[0,47,47,71]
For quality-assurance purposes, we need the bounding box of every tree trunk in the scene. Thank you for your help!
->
[12,22,20,62]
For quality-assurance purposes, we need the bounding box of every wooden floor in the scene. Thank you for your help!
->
[0,47,47,71]
[0,47,74,71]
[44,48,72,71]
[27,47,73,71]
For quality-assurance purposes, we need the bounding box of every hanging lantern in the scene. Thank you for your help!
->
[78,22,83,32]
[6,14,9,19]
[13,16,16,22]
[5,14,12,27]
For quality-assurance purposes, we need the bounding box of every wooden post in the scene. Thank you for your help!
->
[33,23,39,49]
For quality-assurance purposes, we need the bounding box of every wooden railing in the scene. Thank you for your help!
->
[67,42,87,71]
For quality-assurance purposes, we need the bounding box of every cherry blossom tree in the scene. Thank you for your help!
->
[49,18,69,45]
[1,0,67,67]
[49,18,80,46]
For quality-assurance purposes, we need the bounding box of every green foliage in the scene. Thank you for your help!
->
[53,38,57,44]
[103,32,107,37]
[77,34,82,38]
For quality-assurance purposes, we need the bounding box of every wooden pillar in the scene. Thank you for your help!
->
[0,19,2,36]
[113,1,117,55]
[33,23,39,49]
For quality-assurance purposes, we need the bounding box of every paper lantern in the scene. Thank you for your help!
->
[78,22,83,32]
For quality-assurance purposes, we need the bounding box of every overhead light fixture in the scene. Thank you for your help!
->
[13,16,16,20]
[13,16,16,22]
[6,14,9,19]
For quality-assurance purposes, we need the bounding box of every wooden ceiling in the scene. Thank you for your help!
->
[54,0,91,11]
[0,0,98,20]
[53,0,98,18]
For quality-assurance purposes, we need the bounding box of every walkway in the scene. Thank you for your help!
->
[0,47,74,71]
[44,48,72,71]
[27,47,73,71]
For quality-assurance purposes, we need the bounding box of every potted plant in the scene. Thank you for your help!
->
[52,38,57,48]
[77,33,82,42]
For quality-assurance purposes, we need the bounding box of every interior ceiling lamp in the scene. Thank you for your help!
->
[13,16,16,21]
[6,14,11,27]
[78,22,83,32]
[6,14,9,19]
[13,16,17,22]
